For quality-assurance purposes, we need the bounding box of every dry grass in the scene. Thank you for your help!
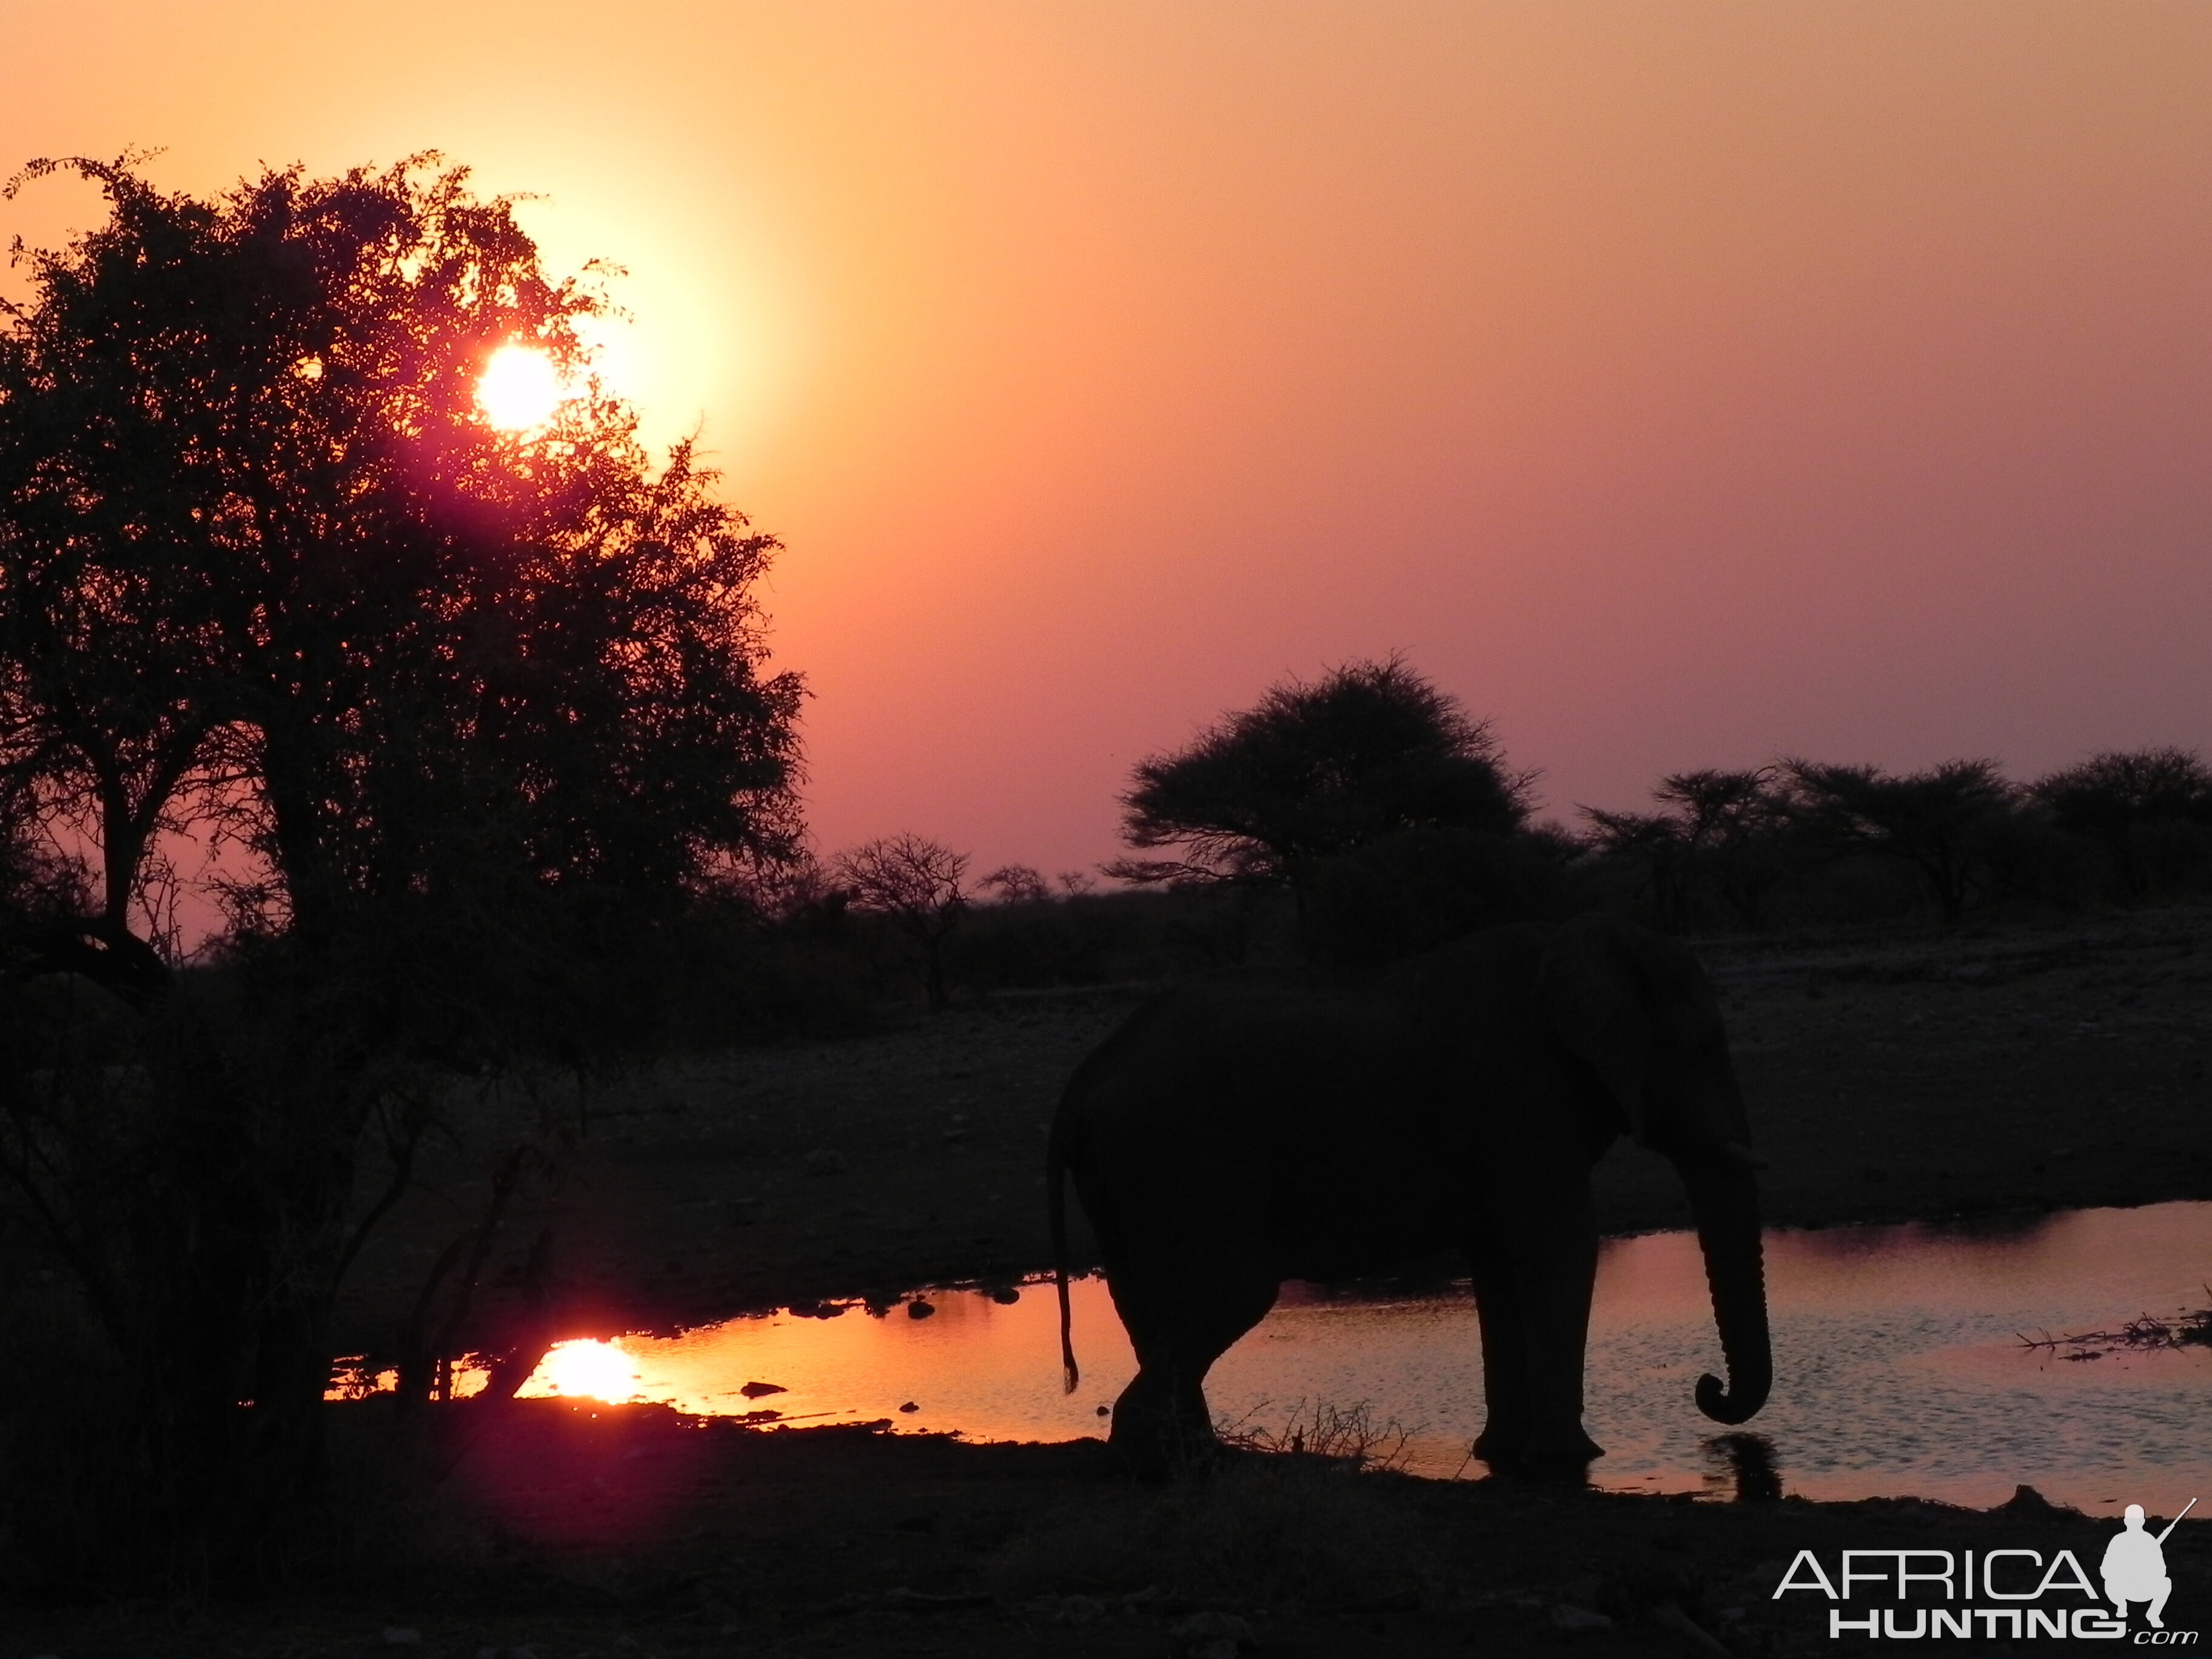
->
[1213,1396,1419,1471]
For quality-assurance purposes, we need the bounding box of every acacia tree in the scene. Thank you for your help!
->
[2033,747,2212,900]
[1581,804,1698,931]
[0,155,803,1579]
[1584,768,1790,931]
[1108,658,1533,897]
[834,833,969,1008]
[1781,758,2018,923]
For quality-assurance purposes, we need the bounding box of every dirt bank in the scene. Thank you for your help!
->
[338,908,2212,1350]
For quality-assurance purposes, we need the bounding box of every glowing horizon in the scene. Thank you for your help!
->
[5,4,2210,880]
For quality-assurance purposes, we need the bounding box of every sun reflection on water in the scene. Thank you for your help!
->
[518,1337,647,1404]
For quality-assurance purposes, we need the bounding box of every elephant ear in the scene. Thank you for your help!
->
[1536,916,1655,1141]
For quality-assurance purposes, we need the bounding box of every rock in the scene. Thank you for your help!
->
[802,1148,847,1176]
[1168,1610,1256,1655]
[383,1629,423,1647]
[1550,1603,1612,1631]
[739,1379,786,1398]
[907,1298,936,1319]
[899,1400,920,1413]
[1053,1594,1107,1625]
[1650,1602,1729,1655]
[722,1196,765,1226]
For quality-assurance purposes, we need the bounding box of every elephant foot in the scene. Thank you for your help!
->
[1107,1393,1222,1483]
[1471,1440,1517,1474]
[1473,1428,1603,1481]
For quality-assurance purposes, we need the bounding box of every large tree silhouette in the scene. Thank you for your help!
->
[0,155,804,1580]
[0,154,802,976]
[1109,657,1532,893]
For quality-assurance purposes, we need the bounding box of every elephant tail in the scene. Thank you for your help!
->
[1048,1114,1079,1394]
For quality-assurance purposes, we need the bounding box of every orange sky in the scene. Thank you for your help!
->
[7,4,2211,879]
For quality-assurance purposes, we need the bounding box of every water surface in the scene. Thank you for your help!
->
[513,1201,2212,1512]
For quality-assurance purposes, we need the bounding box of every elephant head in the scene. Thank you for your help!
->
[1535,914,1772,1426]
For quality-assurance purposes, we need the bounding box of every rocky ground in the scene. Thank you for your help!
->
[14,907,2212,1657]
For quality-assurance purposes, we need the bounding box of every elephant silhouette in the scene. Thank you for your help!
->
[1047,914,1771,1478]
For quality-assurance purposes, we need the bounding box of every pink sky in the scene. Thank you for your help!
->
[6,4,2210,883]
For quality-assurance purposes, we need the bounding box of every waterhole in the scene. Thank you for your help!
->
[501,1201,2211,1512]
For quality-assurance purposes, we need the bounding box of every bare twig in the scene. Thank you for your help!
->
[2018,1296,2212,1355]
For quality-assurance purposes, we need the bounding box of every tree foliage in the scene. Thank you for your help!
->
[1109,658,1533,891]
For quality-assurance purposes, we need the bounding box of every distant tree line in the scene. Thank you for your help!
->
[785,663,2212,1012]
[1581,748,2212,933]
[1107,660,2212,947]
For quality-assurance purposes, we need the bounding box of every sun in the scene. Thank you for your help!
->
[476,343,566,432]
[528,1338,644,1403]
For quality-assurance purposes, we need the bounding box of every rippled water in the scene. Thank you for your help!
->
[510,1201,2212,1512]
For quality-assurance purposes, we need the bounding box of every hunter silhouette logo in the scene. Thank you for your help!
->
[1773,1496,2199,1642]
[2106,1500,2193,1632]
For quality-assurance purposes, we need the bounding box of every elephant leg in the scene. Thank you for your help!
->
[1104,1262,1277,1481]
[1466,1223,1533,1465]
[1469,1168,1603,1474]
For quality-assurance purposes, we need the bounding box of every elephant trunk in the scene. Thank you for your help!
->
[1677,1152,1771,1426]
